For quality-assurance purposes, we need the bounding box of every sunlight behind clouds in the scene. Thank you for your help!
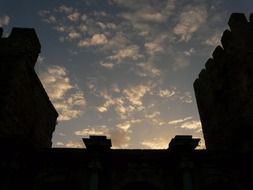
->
[26,0,238,148]
[173,5,207,42]
[39,65,86,121]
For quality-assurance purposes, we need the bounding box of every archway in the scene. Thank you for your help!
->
[199,183,238,190]
[119,181,160,190]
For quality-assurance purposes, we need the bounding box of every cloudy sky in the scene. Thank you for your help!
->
[1,0,252,149]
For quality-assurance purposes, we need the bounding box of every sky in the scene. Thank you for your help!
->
[0,0,252,149]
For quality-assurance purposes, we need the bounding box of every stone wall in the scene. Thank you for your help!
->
[194,13,253,151]
[0,28,58,148]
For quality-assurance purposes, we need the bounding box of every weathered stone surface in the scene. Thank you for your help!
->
[0,28,58,148]
[194,13,253,151]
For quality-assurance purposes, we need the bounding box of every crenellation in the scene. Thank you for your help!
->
[194,13,253,151]
[221,30,232,50]
[204,58,214,71]
[228,13,248,32]
[211,46,227,71]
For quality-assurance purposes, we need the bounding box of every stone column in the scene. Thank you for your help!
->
[88,160,101,190]
[181,161,194,190]
[83,136,111,190]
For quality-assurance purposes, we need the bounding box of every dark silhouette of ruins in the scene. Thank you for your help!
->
[0,13,253,190]
[194,13,253,152]
[0,28,58,148]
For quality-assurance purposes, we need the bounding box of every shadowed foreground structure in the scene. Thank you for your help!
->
[0,28,58,148]
[0,13,253,190]
[194,13,253,152]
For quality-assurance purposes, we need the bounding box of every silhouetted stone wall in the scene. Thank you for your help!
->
[194,13,253,151]
[0,28,58,148]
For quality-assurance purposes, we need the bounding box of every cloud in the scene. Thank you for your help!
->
[116,0,175,24]
[97,90,133,119]
[38,10,57,24]
[39,66,72,99]
[64,141,83,148]
[68,31,81,40]
[96,21,106,29]
[36,55,45,65]
[91,33,108,45]
[96,84,152,120]
[78,33,108,47]
[168,116,202,132]
[56,5,80,22]
[144,110,165,126]
[58,5,74,14]
[100,62,114,69]
[136,62,161,77]
[55,141,83,148]
[75,125,108,136]
[38,1,212,149]
[102,32,129,51]
[172,56,190,71]
[0,15,10,27]
[39,65,86,121]
[97,106,108,112]
[123,84,150,106]
[108,45,143,63]
[204,32,221,47]
[157,87,193,104]
[184,48,195,56]
[81,14,87,21]
[110,128,130,148]
[121,11,167,23]
[116,119,141,132]
[168,116,193,125]
[141,137,169,149]
[55,142,64,146]
[58,132,66,137]
[180,120,202,132]
[173,5,207,41]
[140,12,166,22]
[159,89,175,98]
[145,111,160,119]
[144,42,164,55]
[67,11,80,22]
[39,5,113,48]
[97,91,123,112]
[116,122,131,132]
[196,139,206,149]
[179,91,193,103]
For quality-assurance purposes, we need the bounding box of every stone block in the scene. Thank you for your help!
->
[221,30,232,50]
[228,13,247,32]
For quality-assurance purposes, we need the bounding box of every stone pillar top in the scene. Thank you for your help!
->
[168,135,200,151]
[83,136,112,150]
